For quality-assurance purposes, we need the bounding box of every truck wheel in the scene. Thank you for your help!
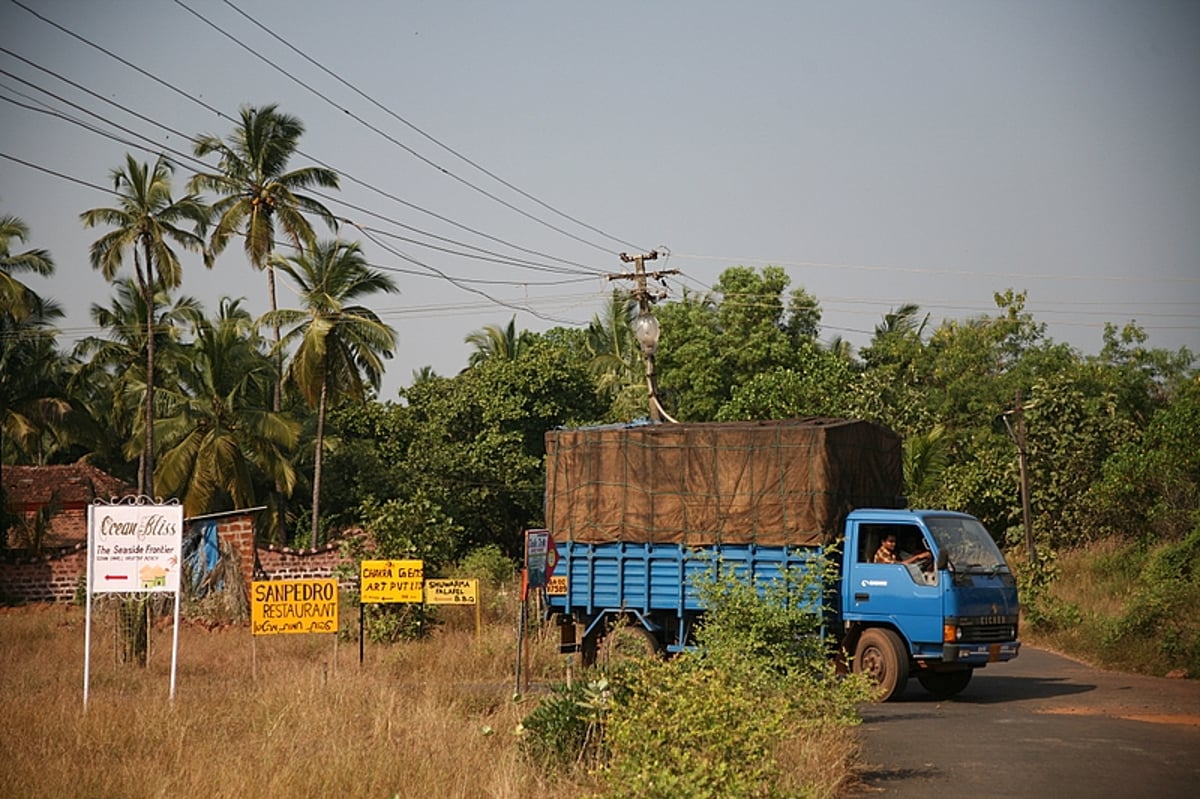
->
[599,621,662,667]
[853,628,909,701]
[917,668,973,699]
[580,630,600,668]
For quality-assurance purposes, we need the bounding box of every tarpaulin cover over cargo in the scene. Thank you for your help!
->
[545,418,905,546]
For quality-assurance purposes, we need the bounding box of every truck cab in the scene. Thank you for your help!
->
[841,509,1021,699]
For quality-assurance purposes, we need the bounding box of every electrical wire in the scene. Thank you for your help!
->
[217,0,646,254]
[3,0,621,276]
[171,0,631,256]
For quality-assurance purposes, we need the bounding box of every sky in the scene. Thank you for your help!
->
[2,0,1198,400]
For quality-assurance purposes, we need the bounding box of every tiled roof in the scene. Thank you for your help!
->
[2,463,133,509]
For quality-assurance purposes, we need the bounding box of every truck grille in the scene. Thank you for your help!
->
[960,623,1017,643]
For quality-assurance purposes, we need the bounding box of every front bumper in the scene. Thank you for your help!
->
[943,641,1021,664]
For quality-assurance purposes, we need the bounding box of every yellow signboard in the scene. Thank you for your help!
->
[425,578,478,605]
[251,578,339,635]
[546,575,568,595]
[360,560,424,603]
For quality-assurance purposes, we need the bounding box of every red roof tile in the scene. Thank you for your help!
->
[3,463,133,509]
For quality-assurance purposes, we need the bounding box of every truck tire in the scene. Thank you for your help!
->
[599,620,662,667]
[853,628,909,701]
[917,668,973,699]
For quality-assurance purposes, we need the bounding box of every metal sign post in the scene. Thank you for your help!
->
[83,497,184,708]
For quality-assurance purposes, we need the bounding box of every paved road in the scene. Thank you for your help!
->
[855,647,1200,798]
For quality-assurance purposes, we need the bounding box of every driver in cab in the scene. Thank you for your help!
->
[874,533,932,566]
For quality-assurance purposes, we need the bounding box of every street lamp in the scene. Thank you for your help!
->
[632,312,659,356]
[633,310,677,423]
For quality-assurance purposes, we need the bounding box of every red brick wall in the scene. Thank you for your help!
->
[0,513,357,603]
[256,544,355,582]
[0,545,88,602]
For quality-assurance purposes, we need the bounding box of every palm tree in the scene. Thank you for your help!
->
[73,278,201,486]
[1,207,56,323]
[189,105,340,411]
[1,206,66,475]
[156,299,298,519]
[0,297,70,547]
[265,240,397,545]
[584,290,646,417]
[80,155,208,496]
[465,316,529,367]
[903,424,950,503]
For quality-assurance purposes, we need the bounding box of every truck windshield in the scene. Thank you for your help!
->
[925,516,1009,574]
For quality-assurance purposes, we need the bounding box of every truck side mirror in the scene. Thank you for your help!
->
[936,549,950,571]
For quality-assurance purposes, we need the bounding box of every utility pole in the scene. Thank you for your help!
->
[1002,390,1036,563]
[608,250,679,423]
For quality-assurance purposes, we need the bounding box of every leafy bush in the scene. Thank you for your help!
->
[455,544,516,588]
[1103,526,1200,674]
[1017,548,1082,633]
[518,676,619,770]
[521,556,871,798]
[1024,530,1200,677]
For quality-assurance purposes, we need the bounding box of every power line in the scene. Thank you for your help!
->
[3,1,614,277]
[171,0,631,256]
[216,0,646,254]
[672,252,1200,285]
[1,55,601,280]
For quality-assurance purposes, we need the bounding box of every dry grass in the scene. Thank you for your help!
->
[0,600,591,799]
[0,597,863,798]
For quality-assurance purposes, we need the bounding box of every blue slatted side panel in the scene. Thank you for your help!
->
[549,541,822,615]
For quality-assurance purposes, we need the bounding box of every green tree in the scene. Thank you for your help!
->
[266,240,398,545]
[393,337,605,556]
[1,207,56,323]
[656,266,822,421]
[73,279,201,483]
[1,205,67,476]
[1084,377,1200,541]
[716,341,859,421]
[583,290,646,421]
[190,104,339,411]
[156,299,299,519]
[465,315,533,367]
[80,155,208,495]
[0,297,71,547]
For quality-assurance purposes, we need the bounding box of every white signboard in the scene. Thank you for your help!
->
[88,504,184,594]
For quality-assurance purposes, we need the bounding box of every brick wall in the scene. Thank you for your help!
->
[0,545,88,602]
[0,513,358,603]
[256,543,355,582]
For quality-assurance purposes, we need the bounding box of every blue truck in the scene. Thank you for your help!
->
[543,418,1020,700]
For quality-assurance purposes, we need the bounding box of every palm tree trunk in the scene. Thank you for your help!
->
[139,239,155,497]
[266,260,287,543]
[311,379,327,547]
[267,263,282,414]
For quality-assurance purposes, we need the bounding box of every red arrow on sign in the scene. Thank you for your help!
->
[103,574,129,581]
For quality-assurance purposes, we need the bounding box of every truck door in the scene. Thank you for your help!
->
[846,521,942,649]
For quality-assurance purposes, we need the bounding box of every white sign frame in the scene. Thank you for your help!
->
[83,497,184,707]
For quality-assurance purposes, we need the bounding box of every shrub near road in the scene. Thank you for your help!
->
[1021,528,1200,679]
[521,567,872,799]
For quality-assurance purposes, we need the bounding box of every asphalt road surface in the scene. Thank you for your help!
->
[855,647,1200,798]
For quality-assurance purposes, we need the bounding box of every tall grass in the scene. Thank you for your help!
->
[0,599,590,798]
[1019,530,1200,677]
[0,592,863,798]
